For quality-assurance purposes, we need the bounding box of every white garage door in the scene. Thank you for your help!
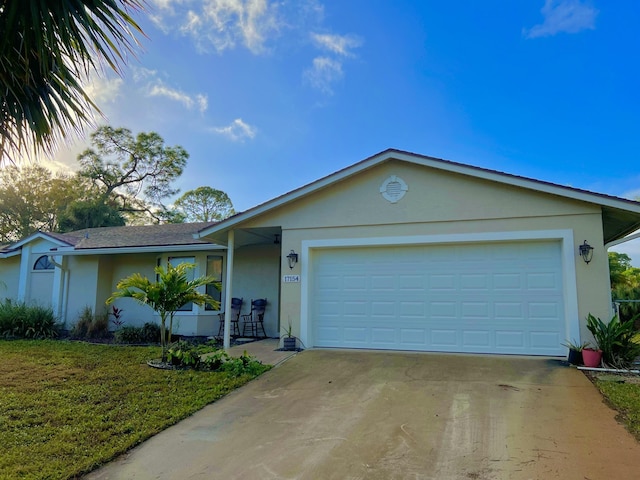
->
[311,241,565,355]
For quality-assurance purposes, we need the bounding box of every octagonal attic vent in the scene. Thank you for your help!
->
[380,175,408,203]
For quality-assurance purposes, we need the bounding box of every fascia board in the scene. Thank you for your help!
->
[10,232,73,250]
[196,149,640,239]
[50,244,226,256]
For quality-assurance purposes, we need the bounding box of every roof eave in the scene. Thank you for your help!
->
[197,149,640,239]
[51,243,226,256]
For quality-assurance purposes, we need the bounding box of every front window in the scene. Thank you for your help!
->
[168,256,195,311]
[33,255,54,270]
[205,255,223,310]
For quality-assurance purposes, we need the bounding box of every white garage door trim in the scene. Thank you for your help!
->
[300,230,579,354]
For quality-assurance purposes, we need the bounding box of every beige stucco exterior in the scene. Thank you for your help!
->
[1,151,638,353]
[0,255,20,300]
[212,160,614,347]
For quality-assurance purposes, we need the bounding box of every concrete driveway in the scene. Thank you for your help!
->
[85,350,640,480]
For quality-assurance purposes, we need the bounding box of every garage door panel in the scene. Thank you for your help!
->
[312,241,565,355]
[495,331,525,348]
[432,329,458,346]
[463,330,491,348]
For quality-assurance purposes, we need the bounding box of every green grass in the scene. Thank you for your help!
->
[0,340,271,480]
[594,377,640,441]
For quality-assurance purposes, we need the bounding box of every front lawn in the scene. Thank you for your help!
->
[0,340,270,479]
[592,374,640,441]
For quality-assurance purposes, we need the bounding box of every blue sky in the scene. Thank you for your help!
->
[49,0,640,262]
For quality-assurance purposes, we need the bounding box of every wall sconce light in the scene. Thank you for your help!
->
[286,250,298,269]
[579,240,594,264]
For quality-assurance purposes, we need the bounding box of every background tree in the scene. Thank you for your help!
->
[609,251,640,324]
[78,126,188,223]
[0,1,145,164]
[174,186,236,222]
[107,263,219,361]
[58,198,126,232]
[0,165,83,242]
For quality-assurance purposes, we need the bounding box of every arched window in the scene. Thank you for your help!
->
[33,255,54,270]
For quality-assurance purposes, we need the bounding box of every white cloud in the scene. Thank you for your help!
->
[304,56,343,95]
[148,81,208,113]
[304,32,363,95]
[152,0,282,54]
[310,33,362,56]
[84,75,123,105]
[211,118,257,141]
[131,66,158,83]
[524,0,598,39]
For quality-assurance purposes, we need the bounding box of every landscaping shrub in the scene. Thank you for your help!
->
[71,306,110,339]
[141,321,160,343]
[587,313,640,368]
[166,340,264,374]
[114,322,160,344]
[0,299,59,339]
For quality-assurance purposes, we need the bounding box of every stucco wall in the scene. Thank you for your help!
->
[0,256,20,300]
[65,256,100,328]
[240,161,597,230]
[231,243,281,337]
[232,161,612,347]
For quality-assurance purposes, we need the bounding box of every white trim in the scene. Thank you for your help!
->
[300,229,581,352]
[51,244,225,256]
[223,230,235,349]
[9,232,72,250]
[606,229,640,249]
[197,149,640,239]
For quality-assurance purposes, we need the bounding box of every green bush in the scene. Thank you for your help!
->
[114,322,160,344]
[0,299,59,339]
[166,341,264,375]
[587,313,640,368]
[141,322,160,343]
[70,306,110,339]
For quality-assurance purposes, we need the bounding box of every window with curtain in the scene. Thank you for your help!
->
[205,255,223,311]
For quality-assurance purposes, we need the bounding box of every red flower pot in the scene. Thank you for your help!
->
[582,348,602,368]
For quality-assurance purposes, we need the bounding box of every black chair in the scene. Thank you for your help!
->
[241,298,267,338]
[218,297,243,337]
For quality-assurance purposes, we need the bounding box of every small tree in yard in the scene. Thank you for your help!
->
[107,263,219,361]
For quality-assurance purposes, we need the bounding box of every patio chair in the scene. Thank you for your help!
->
[241,298,267,338]
[218,297,243,337]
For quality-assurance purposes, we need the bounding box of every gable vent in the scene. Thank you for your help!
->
[380,175,408,203]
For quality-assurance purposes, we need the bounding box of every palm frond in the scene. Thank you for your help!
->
[0,0,146,164]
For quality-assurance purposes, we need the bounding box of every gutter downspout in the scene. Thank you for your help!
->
[223,230,235,349]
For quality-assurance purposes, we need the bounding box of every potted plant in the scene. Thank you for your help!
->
[562,339,589,365]
[581,345,603,368]
[586,313,640,368]
[281,322,297,351]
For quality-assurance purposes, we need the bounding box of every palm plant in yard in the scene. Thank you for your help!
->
[107,263,220,361]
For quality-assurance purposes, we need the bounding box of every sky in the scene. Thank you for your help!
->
[46,0,640,262]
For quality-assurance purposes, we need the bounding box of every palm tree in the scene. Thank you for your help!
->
[107,263,220,362]
[0,1,146,164]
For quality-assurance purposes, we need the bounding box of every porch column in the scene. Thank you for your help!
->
[223,230,235,349]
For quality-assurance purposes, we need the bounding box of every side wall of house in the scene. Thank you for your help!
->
[0,256,21,300]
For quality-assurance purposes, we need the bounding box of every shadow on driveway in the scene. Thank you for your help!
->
[85,350,640,479]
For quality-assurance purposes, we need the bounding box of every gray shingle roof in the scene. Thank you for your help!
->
[52,222,217,250]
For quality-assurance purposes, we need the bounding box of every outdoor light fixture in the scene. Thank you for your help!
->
[579,240,594,264]
[286,250,298,269]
